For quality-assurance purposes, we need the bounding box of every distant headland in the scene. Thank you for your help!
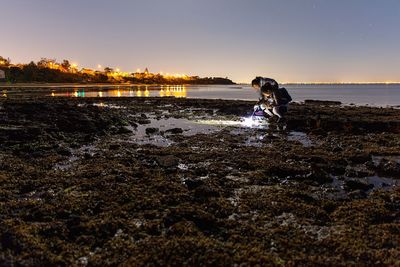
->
[0,56,235,85]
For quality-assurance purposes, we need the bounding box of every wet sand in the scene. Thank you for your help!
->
[1,96,400,266]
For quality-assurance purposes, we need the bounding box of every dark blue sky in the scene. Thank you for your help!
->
[2,0,399,82]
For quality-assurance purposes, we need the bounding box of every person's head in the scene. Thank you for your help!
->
[251,77,279,91]
[251,77,262,90]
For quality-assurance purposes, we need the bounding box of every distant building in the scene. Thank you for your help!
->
[144,68,149,74]
[80,68,95,75]
[0,69,5,80]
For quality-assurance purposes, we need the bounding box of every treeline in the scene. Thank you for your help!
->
[0,56,235,85]
[2,62,108,83]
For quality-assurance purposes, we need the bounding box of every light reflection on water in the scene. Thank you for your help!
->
[51,85,187,98]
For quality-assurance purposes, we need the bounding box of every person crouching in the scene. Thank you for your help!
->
[251,77,292,122]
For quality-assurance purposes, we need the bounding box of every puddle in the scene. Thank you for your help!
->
[128,116,272,147]
[288,131,312,147]
[126,115,313,148]
[129,117,224,146]
[77,103,124,109]
[197,117,269,129]
[364,175,400,189]
[325,175,399,199]
[372,155,400,165]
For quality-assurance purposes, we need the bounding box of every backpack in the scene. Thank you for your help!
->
[279,87,292,103]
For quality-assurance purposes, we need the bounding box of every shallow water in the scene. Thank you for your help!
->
[129,117,224,146]
[127,115,311,148]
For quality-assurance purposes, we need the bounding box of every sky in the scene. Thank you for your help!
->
[1,0,400,83]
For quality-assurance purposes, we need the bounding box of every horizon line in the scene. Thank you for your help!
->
[237,81,400,85]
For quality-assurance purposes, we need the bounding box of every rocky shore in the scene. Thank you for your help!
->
[1,96,400,266]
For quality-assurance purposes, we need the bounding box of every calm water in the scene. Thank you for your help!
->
[2,84,400,107]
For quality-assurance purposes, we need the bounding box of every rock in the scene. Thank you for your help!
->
[56,147,72,156]
[194,185,220,199]
[146,127,159,135]
[156,155,179,168]
[348,189,367,199]
[345,165,374,178]
[109,144,121,150]
[184,179,204,190]
[349,153,371,164]
[305,169,332,184]
[137,119,151,125]
[117,126,133,134]
[165,128,183,134]
[344,179,374,192]
[377,159,400,178]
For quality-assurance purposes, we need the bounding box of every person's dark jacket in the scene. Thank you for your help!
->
[259,86,292,106]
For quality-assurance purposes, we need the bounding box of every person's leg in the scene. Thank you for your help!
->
[264,108,274,117]
[272,106,283,118]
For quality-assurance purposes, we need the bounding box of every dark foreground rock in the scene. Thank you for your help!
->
[0,96,400,266]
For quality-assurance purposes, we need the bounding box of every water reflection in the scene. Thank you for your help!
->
[51,85,187,98]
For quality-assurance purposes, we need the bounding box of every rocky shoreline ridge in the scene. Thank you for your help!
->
[1,96,399,266]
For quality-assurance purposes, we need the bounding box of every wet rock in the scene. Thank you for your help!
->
[137,119,151,124]
[163,207,217,233]
[109,144,121,150]
[156,155,179,168]
[304,100,342,106]
[184,179,205,190]
[345,165,374,178]
[348,189,367,199]
[165,128,183,134]
[117,126,133,134]
[56,147,72,156]
[344,179,374,192]
[146,127,159,135]
[377,159,400,178]
[348,153,371,164]
[305,169,332,184]
[194,185,220,199]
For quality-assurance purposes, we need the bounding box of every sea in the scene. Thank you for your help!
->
[2,83,400,107]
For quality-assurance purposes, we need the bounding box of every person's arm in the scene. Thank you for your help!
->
[271,89,284,106]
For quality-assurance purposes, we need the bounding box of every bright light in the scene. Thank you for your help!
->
[116,68,120,72]
[136,68,141,73]
[97,64,102,69]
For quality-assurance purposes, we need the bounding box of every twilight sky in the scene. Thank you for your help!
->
[1,0,399,83]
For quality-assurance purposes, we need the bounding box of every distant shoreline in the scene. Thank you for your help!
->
[0,83,236,88]
[1,82,400,88]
